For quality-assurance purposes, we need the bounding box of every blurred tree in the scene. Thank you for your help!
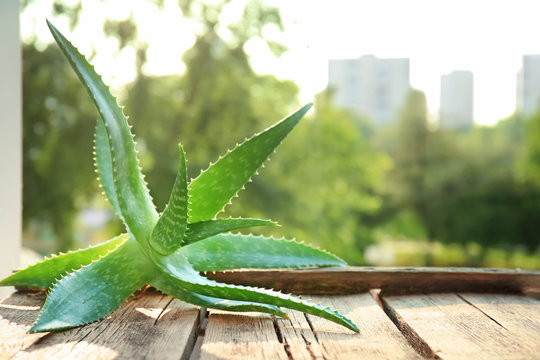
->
[124,0,299,210]
[519,109,540,187]
[22,44,98,252]
[384,90,437,262]
[378,101,540,264]
[422,114,540,260]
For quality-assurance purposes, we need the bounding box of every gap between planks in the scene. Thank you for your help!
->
[377,291,540,360]
[195,293,423,360]
[4,289,538,360]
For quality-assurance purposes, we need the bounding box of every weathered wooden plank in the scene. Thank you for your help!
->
[197,293,423,360]
[199,311,288,360]
[0,292,48,358]
[208,267,540,295]
[3,270,540,359]
[381,293,539,360]
[273,307,324,360]
[1,292,200,360]
[288,294,422,360]
[458,293,540,355]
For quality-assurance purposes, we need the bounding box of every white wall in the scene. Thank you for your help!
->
[0,0,22,298]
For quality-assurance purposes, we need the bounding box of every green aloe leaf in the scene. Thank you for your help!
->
[29,238,154,333]
[47,20,158,242]
[152,276,287,318]
[5,23,359,334]
[188,104,312,222]
[152,252,359,332]
[181,233,346,271]
[151,144,189,254]
[184,218,277,244]
[0,234,127,289]
[95,117,121,217]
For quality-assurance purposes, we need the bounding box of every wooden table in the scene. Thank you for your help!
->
[1,267,539,359]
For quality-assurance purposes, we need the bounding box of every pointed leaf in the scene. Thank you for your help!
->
[188,104,312,222]
[95,117,121,217]
[152,276,287,317]
[29,238,155,333]
[152,252,359,332]
[151,144,188,254]
[0,234,128,289]
[47,20,158,242]
[184,218,277,244]
[181,233,346,272]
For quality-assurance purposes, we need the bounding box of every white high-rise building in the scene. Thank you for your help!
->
[328,55,410,126]
[439,71,474,130]
[517,55,540,116]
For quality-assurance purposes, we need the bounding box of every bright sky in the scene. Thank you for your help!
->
[22,0,540,125]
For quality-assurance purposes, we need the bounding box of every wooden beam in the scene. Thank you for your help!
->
[207,267,540,296]
[16,267,540,297]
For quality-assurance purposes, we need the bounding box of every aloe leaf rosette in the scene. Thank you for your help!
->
[0,21,359,334]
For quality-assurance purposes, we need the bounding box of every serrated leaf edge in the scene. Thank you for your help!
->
[29,236,130,332]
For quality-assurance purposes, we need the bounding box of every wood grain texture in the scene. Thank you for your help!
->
[0,292,200,360]
[273,306,324,360]
[199,311,288,360]
[458,293,540,355]
[299,294,422,360]
[198,294,422,360]
[381,293,540,360]
[208,267,540,295]
[3,268,540,360]
[0,292,48,358]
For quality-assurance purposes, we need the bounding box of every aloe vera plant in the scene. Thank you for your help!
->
[0,21,359,334]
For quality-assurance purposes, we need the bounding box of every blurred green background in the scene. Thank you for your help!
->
[21,0,540,269]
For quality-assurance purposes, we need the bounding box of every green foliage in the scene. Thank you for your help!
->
[378,91,540,261]
[392,90,430,222]
[519,109,540,187]
[22,44,98,252]
[380,89,437,259]
[1,22,358,334]
[425,125,540,253]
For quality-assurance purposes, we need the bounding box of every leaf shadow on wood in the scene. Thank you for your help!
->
[0,291,44,326]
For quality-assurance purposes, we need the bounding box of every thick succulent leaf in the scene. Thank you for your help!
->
[182,233,346,271]
[95,117,121,217]
[184,218,277,244]
[152,252,359,332]
[188,104,312,222]
[151,144,189,254]
[0,234,128,289]
[152,276,287,317]
[29,238,154,333]
[47,20,158,242]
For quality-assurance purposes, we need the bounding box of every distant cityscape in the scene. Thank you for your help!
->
[328,55,540,129]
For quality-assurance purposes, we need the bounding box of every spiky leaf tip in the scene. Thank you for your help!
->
[150,144,189,255]
[47,20,158,243]
[29,237,154,333]
[184,218,278,244]
[0,234,128,290]
[188,103,312,223]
